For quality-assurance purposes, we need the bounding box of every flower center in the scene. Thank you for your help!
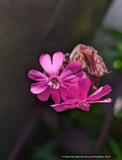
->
[76,102,88,110]
[51,77,59,84]
[47,77,60,89]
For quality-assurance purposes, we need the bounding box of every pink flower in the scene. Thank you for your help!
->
[28,52,83,104]
[51,78,112,112]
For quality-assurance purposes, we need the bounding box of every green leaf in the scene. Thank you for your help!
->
[107,136,122,160]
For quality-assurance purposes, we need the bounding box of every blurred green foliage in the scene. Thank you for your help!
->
[113,59,122,69]
[114,108,122,118]
[107,136,122,160]
[102,29,122,70]
[104,30,122,42]
[33,140,59,160]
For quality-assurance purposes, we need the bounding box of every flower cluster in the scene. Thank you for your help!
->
[28,45,112,112]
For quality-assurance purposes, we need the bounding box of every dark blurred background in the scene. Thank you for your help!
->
[1,0,122,159]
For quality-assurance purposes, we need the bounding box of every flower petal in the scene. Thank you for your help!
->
[28,70,48,81]
[69,104,76,109]
[63,75,79,83]
[87,98,112,103]
[60,83,68,89]
[53,104,68,112]
[82,107,90,111]
[52,104,76,112]
[66,85,81,100]
[51,104,67,112]
[78,78,91,100]
[87,85,112,101]
[63,99,78,105]
[61,82,74,88]
[52,52,64,75]
[37,86,51,101]
[75,71,87,78]
[51,89,60,104]
[39,54,53,76]
[51,99,77,107]
[60,61,82,80]
[79,103,91,111]
[51,100,77,112]
[59,86,68,101]
[30,82,47,94]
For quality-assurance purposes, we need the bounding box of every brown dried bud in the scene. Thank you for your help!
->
[60,53,71,73]
[70,44,109,90]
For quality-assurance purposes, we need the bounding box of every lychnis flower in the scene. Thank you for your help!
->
[51,78,112,112]
[28,52,83,104]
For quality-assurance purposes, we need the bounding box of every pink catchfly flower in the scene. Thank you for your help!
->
[28,52,84,104]
[51,78,112,112]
